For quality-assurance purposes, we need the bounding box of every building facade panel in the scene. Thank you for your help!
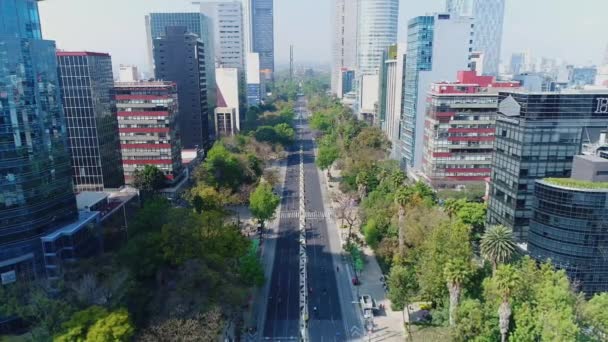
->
[0,0,78,282]
[487,91,608,241]
[57,52,124,192]
[114,82,183,184]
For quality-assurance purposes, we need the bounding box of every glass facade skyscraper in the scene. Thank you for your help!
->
[401,14,472,170]
[153,27,211,149]
[146,12,215,115]
[356,0,399,76]
[447,0,506,76]
[0,0,78,282]
[57,52,124,192]
[250,0,274,72]
[487,91,608,241]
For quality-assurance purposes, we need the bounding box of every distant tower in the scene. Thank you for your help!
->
[290,45,294,80]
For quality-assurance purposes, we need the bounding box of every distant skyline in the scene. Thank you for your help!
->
[39,0,607,73]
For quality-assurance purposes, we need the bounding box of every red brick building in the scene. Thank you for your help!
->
[422,71,519,188]
[114,81,183,184]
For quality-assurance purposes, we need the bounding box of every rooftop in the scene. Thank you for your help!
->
[56,51,110,57]
[542,177,608,190]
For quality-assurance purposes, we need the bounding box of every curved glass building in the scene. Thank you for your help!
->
[529,156,608,294]
[356,0,399,76]
[0,0,77,282]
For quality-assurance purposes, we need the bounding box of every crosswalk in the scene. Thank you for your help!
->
[279,211,326,219]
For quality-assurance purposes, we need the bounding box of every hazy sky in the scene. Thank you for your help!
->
[39,0,607,73]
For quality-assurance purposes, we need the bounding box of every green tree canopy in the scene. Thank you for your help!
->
[132,165,166,192]
[249,182,280,226]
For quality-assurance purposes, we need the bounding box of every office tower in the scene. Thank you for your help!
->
[357,0,399,77]
[145,12,216,111]
[57,51,125,192]
[528,155,608,295]
[401,14,473,170]
[569,66,598,87]
[378,45,406,159]
[119,65,140,82]
[359,75,380,124]
[199,1,245,70]
[447,0,505,76]
[153,26,210,149]
[250,0,274,73]
[0,0,78,282]
[215,68,241,136]
[487,90,608,241]
[114,82,183,184]
[331,0,358,98]
[510,51,533,75]
[421,71,519,188]
[246,52,261,106]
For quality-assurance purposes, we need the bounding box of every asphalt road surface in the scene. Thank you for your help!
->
[262,141,302,339]
[263,97,348,341]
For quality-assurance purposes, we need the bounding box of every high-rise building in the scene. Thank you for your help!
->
[153,26,211,149]
[246,52,261,106]
[331,0,358,98]
[378,45,406,159]
[145,12,216,112]
[249,0,274,73]
[119,65,140,82]
[0,0,78,282]
[487,90,608,241]
[421,71,519,188]
[359,74,380,124]
[57,51,125,192]
[569,66,598,87]
[215,67,240,137]
[114,82,183,184]
[199,1,245,70]
[401,14,473,171]
[528,155,608,295]
[447,0,505,76]
[356,0,399,77]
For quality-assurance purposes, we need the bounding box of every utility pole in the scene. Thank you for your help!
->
[290,45,294,81]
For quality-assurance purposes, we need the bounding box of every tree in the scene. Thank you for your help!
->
[480,225,516,274]
[86,308,134,341]
[316,144,340,173]
[132,165,166,193]
[239,241,265,287]
[492,264,521,342]
[274,122,295,145]
[254,125,280,144]
[445,259,471,326]
[333,192,358,244]
[416,220,472,303]
[580,293,608,341]
[138,307,224,342]
[249,182,280,227]
[55,306,109,342]
[387,265,418,337]
[55,306,134,342]
[452,299,500,342]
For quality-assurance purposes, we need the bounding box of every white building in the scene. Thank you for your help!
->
[199,1,245,70]
[379,45,406,159]
[118,65,139,82]
[356,0,399,77]
[447,0,505,76]
[359,74,379,124]
[246,52,261,106]
[215,67,240,136]
[401,14,473,170]
[331,0,358,98]
[596,65,608,87]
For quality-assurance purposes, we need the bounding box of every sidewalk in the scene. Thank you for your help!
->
[321,165,405,342]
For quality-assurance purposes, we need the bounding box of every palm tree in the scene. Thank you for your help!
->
[480,225,516,274]
[493,264,521,342]
[444,259,471,326]
[394,187,411,254]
